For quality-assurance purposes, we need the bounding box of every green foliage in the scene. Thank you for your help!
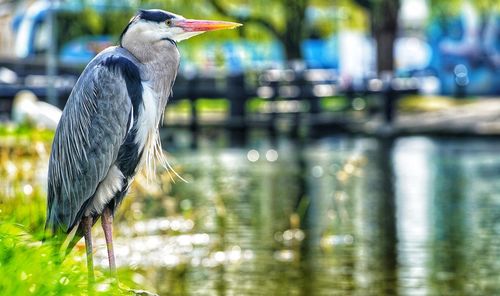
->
[0,127,83,295]
[429,0,500,19]
[429,0,465,18]
[142,0,341,59]
[82,8,104,35]
[45,0,374,61]
[0,123,54,142]
[0,221,146,295]
[0,125,145,295]
[55,9,133,50]
[320,96,350,111]
[0,223,87,295]
[337,0,370,31]
[195,99,229,113]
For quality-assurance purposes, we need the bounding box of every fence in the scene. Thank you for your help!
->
[0,64,419,138]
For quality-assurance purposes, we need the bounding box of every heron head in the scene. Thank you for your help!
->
[120,9,242,46]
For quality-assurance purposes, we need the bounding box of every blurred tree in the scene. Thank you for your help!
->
[55,9,132,50]
[429,0,500,18]
[144,0,338,62]
[353,0,400,75]
[207,0,308,61]
[354,0,500,75]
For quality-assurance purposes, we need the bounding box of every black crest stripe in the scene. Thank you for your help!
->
[138,9,176,22]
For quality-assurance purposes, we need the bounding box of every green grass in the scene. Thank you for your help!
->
[398,95,476,112]
[0,123,55,142]
[0,222,87,295]
[196,99,229,113]
[0,221,145,295]
[0,124,146,295]
[166,98,229,115]
[320,97,350,112]
[167,96,352,115]
[166,95,483,120]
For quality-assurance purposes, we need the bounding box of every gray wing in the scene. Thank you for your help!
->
[46,54,135,235]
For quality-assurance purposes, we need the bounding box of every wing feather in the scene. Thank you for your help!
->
[46,53,137,236]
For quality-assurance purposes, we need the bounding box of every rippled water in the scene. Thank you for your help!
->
[3,131,500,295]
[101,134,500,295]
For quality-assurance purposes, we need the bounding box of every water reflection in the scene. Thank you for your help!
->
[394,137,434,295]
[394,137,500,295]
[353,138,398,295]
[93,135,500,294]
[3,132,500,295]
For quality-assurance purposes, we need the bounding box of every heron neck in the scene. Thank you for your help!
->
[125,38,177,61]
[123,40,180,122]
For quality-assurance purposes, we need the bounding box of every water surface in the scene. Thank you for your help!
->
[103,134,500,295]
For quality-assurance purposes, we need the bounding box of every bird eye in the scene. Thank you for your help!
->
[166,20,172,26]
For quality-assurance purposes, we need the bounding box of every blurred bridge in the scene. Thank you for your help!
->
[0,62,420,139]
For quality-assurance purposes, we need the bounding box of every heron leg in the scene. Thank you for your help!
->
[82,215,95,285]
[101,207,117,280]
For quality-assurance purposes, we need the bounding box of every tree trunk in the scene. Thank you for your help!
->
[208,0,308,61]
[281,0,308,61]
[374,28,397,74]
[371,0,400,75]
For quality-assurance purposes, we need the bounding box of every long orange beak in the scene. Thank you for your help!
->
[174,19,242,32]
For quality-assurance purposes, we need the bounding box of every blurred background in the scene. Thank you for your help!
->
[0,0,499,295]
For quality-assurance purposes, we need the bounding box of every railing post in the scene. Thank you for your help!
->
[187,74,199,148]
[301,72,320,115]
[269,78,279,133]
[227,72,247,146]
[383,85,396,124]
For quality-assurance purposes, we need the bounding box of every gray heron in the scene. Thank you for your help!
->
[44,9,241,284]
